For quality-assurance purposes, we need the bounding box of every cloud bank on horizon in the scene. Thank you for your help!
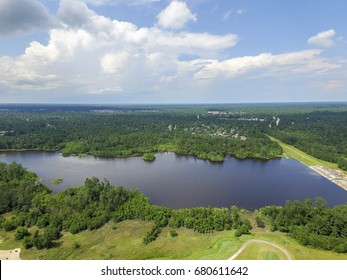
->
[0,0,346,103]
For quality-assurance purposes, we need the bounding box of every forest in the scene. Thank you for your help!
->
[0,104,282,162]
[0,162,346,253]
[0,103,346,168]
[266,110,347,170]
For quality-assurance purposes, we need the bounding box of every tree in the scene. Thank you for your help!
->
[3,219,17,232]
[235,224,250,237]
[255,216,265,228]
[231,206,241,229]
[14,227,30,240]
[23,236,33,249]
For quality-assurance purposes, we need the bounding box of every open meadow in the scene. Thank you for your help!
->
[1,220,346,260]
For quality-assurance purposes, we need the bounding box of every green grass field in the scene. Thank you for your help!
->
[269,136,338,168]
[1,220,346,260]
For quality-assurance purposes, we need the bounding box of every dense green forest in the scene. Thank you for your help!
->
[0,104,282,162]
[266,111,347,170]
[0,103,346,169]
[0,162,346,253]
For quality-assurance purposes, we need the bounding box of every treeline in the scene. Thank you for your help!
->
[1,162,346,253]
[0,162,252,249]
[267,111,347,170]
[260,198,347,253]
[0,109,282,162]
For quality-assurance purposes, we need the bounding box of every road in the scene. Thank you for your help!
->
[228,240,292,260]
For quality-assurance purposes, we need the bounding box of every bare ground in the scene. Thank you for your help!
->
[0,248,21,260]
[309,166,347,191]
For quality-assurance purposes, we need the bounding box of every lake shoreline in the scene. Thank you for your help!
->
[269,136,347,192]
[0,147,282,164]
[1,150,347,209]
[308,165,347,191]
[2,149,346,192]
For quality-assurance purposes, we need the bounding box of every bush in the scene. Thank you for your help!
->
[72,241,80,249]
[23,236,33,249]
[3,220,17,231]
[255,216,265,228]
[33,230,44,249]
[235,224,250,237]
[334,243,347,254]
[143,153,156,161]
[14,227,30,240]
[143,224,162,245]
[169,229,178,238]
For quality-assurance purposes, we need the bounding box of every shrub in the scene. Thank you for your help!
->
[169,229,178,238]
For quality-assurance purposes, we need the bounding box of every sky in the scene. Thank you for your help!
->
[0,0,346,104]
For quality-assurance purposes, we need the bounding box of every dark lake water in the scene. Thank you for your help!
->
[1,151,347,209]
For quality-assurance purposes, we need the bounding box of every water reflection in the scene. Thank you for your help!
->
[1,151,347,209]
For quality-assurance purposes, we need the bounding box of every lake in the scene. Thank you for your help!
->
[1,151,347,209]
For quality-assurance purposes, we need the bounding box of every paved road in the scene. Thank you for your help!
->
[228,240,292,260]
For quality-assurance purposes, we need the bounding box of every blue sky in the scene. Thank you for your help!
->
[0,0,346,103]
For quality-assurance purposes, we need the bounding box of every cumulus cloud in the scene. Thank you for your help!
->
[58,0,95,28]
[101,52,129,74]
[157,1,197,30]
[0,0,344,102]
[0,0,56,36]
[308,29,337,48]
[193,50,341,80]
[0,2,236,96]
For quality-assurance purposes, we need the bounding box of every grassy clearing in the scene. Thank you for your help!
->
[1,220,346,260]
[269,136,338,168]
[250,231,347,260]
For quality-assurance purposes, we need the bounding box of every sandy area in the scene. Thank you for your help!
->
[0,248,21,260]
[309,166,347,191]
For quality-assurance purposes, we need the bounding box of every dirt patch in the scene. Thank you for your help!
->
[0,248,21,260]
[309,166,347,191]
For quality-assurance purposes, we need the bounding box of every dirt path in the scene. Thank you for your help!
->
[228,240,292,260]
[0,248,21,260]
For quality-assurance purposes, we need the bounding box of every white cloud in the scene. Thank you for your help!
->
[0,2,236,97]
[222,9,243,22]
[0,0,344,103]
[308,29,337,48]
[149,31,238,55]
[101,52,129,74]
[157,1,197,30]
[89,86,123,95]
[193,50,341,80]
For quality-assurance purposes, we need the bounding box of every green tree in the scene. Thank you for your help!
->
[14,227,30,240]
